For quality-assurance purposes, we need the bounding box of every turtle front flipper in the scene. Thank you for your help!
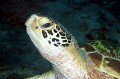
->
[25,70,55,79]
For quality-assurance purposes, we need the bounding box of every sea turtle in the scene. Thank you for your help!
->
[25,14,120,79]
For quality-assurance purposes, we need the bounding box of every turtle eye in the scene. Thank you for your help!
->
[42,23,52,28]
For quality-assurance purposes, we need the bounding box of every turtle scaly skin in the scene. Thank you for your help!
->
[25,14,119,79]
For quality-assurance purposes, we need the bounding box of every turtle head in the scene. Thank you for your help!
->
[25,14,73,61]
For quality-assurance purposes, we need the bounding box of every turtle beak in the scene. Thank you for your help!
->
[25,14,37,28]
[25,14,46,28]
[25,14,46,39]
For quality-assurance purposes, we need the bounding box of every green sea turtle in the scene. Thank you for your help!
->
[25,14,120,79]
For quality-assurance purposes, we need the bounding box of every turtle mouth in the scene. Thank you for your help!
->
[26,26,51,53]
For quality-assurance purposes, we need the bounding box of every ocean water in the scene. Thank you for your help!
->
[1,0,120,78]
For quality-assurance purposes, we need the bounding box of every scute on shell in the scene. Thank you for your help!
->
[80,40,120,78]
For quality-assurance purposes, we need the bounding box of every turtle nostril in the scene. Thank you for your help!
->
[35,26,38,29]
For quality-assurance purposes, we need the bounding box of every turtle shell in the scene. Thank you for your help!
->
[80,40,120,78]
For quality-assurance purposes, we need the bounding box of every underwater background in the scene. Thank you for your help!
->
[1,0,120,78]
